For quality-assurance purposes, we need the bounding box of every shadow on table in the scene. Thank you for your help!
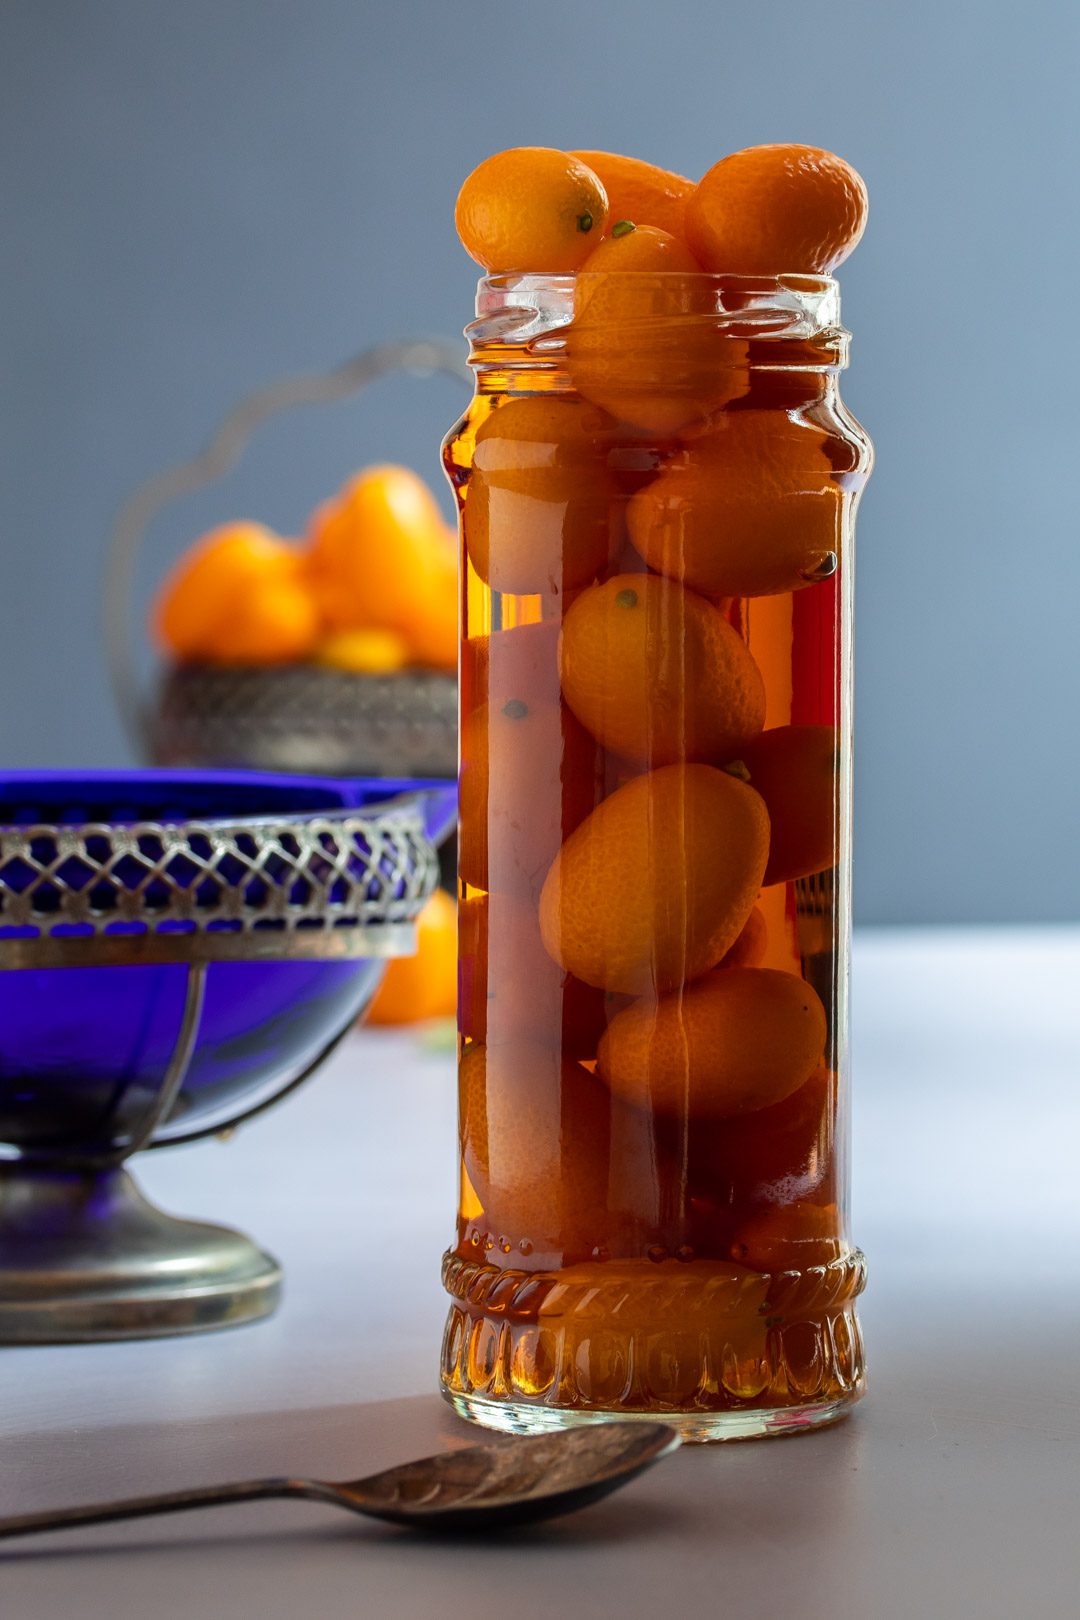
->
[0,1390,859,1562]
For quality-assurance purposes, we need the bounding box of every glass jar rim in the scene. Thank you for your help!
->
[479,269,837,291]
[471,271,845,349]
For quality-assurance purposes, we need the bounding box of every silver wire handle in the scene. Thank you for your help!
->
[103,338,471,759]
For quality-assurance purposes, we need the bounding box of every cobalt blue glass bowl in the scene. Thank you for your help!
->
[0,768,453,1344]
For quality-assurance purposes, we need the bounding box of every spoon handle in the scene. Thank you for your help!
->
[0,1477,306,1541]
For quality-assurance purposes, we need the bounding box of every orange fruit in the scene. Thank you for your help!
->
[307,464,440,627]
[740,725,838,885]
[559,572,765,766]
[462,618,563,720]
[579,221,701,271]
[314,627,410,674]
[604,533,659,579]
[730,1199,842,1273]
[366,888,457,1025]
[458,1041,613,1257]
[685,144,868,275]
[215,576,320,666]
[458,693,602,900]
[455,148,608,272]
[752,883,803,977]
[626,410,841,597]
[457,891,613,1060]
[566,226,748,434]
[402,526,458,672]
[539,763,769,995]
[307,465,457,671]
[464,394,620,596]
[718,904,768,969]
[597,967,827,1119]
[570,151,695,238]
[154,522,317,665]
[698,1063,835,1211]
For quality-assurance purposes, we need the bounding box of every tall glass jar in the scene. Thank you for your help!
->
[440,270,872,1441]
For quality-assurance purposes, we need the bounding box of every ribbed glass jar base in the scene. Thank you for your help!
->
[439,1248,867,1444]
[445,1387,863,1444]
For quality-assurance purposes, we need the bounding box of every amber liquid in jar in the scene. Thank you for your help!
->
[440,273,872,1441]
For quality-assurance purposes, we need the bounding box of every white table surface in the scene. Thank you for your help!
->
[2,927,1079,1618]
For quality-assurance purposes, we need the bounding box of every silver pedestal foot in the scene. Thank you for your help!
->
[0,1165,281,1344]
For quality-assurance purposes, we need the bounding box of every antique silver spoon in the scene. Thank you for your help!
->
[0,1422,680,1541]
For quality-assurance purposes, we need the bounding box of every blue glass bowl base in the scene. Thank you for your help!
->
[0,958,382,1156]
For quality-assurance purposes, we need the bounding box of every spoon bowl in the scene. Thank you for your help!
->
[344,1422,681,1531]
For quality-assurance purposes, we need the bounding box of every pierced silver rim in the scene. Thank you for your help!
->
[0,803,438,969]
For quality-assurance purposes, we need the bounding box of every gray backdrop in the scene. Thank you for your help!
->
[2,0,1077,923]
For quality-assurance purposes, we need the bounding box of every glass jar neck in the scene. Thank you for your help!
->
[467,272,850,376]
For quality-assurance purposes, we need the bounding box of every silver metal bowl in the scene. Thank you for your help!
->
[151,664,457,778]
[103,338,468,779]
